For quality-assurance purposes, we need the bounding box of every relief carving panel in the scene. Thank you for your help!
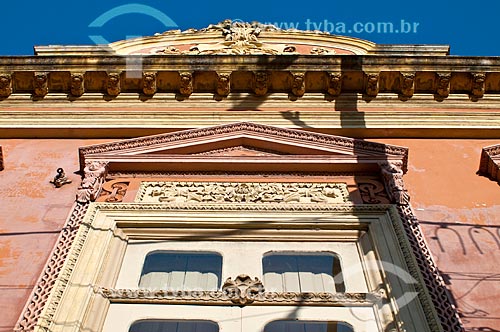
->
[136,181,350,204]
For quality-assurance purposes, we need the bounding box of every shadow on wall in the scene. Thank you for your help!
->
[422,220,500,332]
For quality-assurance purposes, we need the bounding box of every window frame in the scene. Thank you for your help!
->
[35,203,438,332]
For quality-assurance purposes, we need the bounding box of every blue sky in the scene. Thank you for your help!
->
[1,0,498,56]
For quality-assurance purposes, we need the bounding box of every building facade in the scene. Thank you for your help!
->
[0,21,499,332]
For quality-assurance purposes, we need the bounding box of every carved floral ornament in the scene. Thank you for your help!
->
[154,20,337,56]
[136,181,350,204]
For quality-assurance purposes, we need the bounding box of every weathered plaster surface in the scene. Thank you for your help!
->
[0,137,498,332]
[380,139,500,332]
[0,139,107,331]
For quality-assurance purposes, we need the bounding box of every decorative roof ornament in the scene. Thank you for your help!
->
[157,20,304,55]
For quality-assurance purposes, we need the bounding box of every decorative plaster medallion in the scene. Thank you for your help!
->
[136,181,350,204]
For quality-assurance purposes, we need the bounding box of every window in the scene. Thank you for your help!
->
[139,252,222,290]
[129,320,219,332]
[264,320,353,332]
[263,252,345,293]
[47,207,436,332]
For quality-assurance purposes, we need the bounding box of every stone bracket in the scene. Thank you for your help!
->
[365,72,380,97]
[142,72,157,96]
[216,72,231,97]
[70,72,85,97]
[106,72,121,97]
[327,72,342,96]
[291,71,306,97]
[0,73,12,97]
[33,72,48,98]
[435,72,451,99]
[253,71,269,96]
[179,71,193,97]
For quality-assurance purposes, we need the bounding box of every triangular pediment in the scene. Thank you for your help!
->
[79,122,407,173]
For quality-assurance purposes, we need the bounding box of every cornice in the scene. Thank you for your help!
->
[0,57,500,102]
[2,55,499,69]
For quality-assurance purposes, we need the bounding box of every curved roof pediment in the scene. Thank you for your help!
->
[34,20,449,57]
[109,20,374,56]
[79,122,408,173]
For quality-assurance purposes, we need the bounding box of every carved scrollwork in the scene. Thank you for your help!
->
[179,72,193,96]
[98,180,129,203]
[33,72,48,97]
[365,72,379,97]
[142,72,157,96]
[97,285,378,306]
[222,275,264,305]
[471,72,486,99]
[253,71,269,96]
[76,161,109,203]
[0,74,12,97]
[400,72,415,98]
[216,72,231,97]
[138,181,350,204]
[291,72,306,97]
[327,72,342,96]
[70,73,85,97]
[435,72,451,99]
[106,72,121,97]
[357,179,390,204]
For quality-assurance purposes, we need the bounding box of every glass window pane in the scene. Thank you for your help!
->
[263,253,339,292]
[264,320,353,332]
[139,252,222,290]
[130,320,219,332]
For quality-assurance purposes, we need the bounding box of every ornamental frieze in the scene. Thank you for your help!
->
[98,288,377,306]
[97,274,379,306]
[136,181,350,204]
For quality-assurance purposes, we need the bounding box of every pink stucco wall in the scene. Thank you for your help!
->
[0,137,498,331]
